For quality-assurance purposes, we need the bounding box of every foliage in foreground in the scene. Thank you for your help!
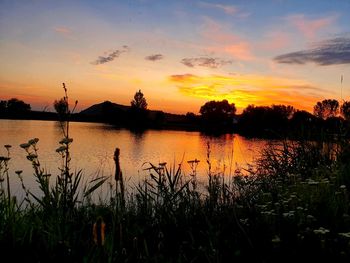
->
[1,83,350,262]
[0,134,350,262]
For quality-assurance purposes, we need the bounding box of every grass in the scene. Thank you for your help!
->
[1,137,349,262]
[0,86,350,262]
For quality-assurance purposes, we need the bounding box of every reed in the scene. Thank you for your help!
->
[0,86,349,262]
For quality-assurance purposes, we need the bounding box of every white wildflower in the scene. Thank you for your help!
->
[313,227,330,235]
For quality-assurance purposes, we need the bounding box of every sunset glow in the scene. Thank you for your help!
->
[1,0,349,114]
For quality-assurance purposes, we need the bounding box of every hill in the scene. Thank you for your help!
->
[78,101,199,130]
[80,101,129,116]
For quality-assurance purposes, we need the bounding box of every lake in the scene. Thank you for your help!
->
[0,119,269,199]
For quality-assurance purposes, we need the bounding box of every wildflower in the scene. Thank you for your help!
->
[239,218,249,225]
[283,212,289,218]
[321,178,330,184]
[26,153,38,161]
[338,232,350,239]
[271,235,281,243]
[4,145,11,149]
[56,145,67,153]
[335,191,341,196]
[283,211,295,219]
[159,162,167,167]
[297,206,303,211]
[308,180,319,186]
[93,217,106,246]
[20,143,31,149]
[340,185,346,190]
[59,138,73,145]
[15,170,23,175]
[313,227,330,235]
[28,138,39,145]
[343,213,350,221]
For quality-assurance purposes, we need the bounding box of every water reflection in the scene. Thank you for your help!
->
[130,130,146,161]
[0,119,269,199]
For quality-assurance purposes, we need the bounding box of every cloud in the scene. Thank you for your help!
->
[169,73,325,111]
[287,14,337,40]
[181,57,233,68]
[54,26,71,34]
[274,37,350,65]
[145,54,164,61]
[199,2,237,15]
[200,18,254,60]
[91,46,129,65]
[259,32,291,51]
[54,26,75,39]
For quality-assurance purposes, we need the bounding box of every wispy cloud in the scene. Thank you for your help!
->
[199,2,237,15]
[91,46,129,65]
[145,54,164,61]
[181,57,233,68]
[54,26,71,34]
[200,18,254,60]
[259,31,291,51]
[53,26,75,39]
[169,73,325,111]
[274,37,350,65]
[287,14,337,40]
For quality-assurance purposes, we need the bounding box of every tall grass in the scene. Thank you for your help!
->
[0,85,350,262]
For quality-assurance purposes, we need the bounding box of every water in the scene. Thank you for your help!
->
[0,119,269,199]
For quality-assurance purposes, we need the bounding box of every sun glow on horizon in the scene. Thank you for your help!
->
[169,73,328,113]
[0,1,349,115]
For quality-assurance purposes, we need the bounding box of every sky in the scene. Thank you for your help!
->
[1,0,349,114]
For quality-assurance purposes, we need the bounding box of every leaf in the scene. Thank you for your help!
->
[84,176,108,197]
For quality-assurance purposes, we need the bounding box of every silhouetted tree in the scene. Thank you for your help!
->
[7,98,31,113]
[238,105,269,135]
[291,110,316,125]
[238,104,295,137]
[271,105,295,120]
[290,110,322,138]
[129,90,149,128]
[153,111,165,128]
[324,116,344,134]
[313,99,339,119]
[200,100,236,130]
[341,101,350,121]
[0,98,31,115]
[131,90,147,110]
[0,100,6,113]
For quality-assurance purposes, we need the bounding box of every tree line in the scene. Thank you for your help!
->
[0,98,31,115]
[1,92,350,138]
[194,98,350,137]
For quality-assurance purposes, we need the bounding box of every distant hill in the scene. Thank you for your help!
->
[78,100,199,130]
[80,101,130,116]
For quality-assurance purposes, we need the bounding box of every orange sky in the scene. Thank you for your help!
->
[1,1,349,114]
